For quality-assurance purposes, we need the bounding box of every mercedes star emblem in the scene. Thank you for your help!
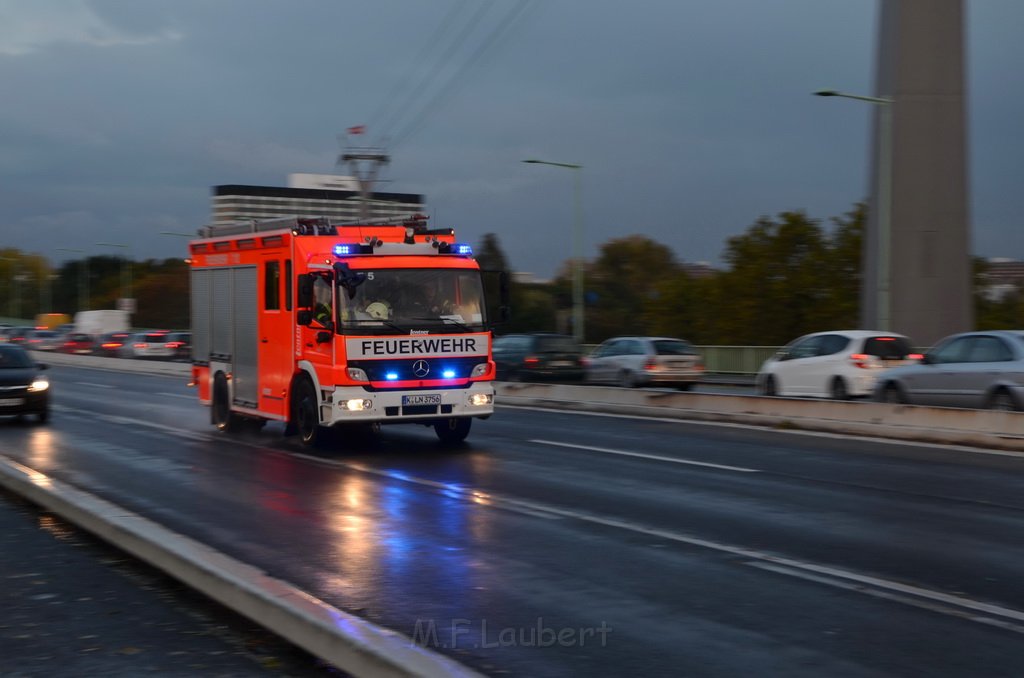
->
[412,360,430,378]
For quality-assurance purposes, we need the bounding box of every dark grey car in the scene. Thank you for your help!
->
[873,330,1024,410]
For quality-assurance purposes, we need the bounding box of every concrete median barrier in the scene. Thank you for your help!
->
[495,382,1024,452]
[34,351,1024,451]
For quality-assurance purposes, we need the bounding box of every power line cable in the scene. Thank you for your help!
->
[374,0,499,142]
[362,0,472,136]
[390,0,538,149]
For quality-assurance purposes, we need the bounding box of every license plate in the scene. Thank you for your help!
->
[402,394,441,406]
[0,398,25,406]
[550,360,572,367]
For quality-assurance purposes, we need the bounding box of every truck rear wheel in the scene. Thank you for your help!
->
[434,417,471,444]
[212,373,242,433]
[293,378,323,446]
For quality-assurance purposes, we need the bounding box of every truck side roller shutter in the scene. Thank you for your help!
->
[232,266,259,407]
[210,268,233,360]
[190,269,211,363]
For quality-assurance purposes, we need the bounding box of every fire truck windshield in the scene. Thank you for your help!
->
[337,268,486,333]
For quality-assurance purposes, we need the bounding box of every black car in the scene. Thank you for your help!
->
[0,344,50,422]
[492,333,585,382]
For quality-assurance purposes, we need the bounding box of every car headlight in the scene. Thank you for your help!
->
[28,379,49,392]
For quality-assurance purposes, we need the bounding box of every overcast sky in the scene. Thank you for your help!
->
[2,0,1022,278]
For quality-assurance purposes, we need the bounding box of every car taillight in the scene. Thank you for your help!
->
[850,353,872,368]
[644,358,657,371]
[166,342,183,349]
[524,355,539,364]
[134,343,147,349]
[908,353,924,361]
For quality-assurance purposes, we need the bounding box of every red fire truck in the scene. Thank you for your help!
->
[188,215,505,445]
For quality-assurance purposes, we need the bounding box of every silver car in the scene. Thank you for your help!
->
[873,330,1024,410]
[585,336,704,390]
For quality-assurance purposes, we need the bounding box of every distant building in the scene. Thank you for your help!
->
[511,272,550,285]
[980,258,1024,301]
[211,174,424,226]
[681,261,717,279]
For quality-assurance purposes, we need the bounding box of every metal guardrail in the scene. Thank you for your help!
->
[694,345,778,376]
[583,344,778,377]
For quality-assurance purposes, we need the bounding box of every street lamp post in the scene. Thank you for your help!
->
[522,159,585,343]
[0,257,18,319]
[57,248,89,313]
[814,89,894,331]
[96,242,132,313]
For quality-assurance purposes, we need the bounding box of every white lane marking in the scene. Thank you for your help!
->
[285,454,1024,631]
[501,404,1024,460]
[72,381,115,389]
[747,561,1024,635]
[58,402,1024,632]
[54,405,208,442]
[156,392,193,400]
[529,439,760,473]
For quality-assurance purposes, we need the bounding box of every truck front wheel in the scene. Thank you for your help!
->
[434,417,471,444]
[293,378,323,446]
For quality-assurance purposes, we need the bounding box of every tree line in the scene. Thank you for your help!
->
[481,202,1017,345]
[1,202,1016,341]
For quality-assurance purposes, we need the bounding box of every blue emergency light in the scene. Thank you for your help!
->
[333,243,360,256]
[385,372,399,381]
[452,243,473,256]
[442,368,457,379]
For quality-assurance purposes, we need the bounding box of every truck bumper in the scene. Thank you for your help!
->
[324,382,495,424]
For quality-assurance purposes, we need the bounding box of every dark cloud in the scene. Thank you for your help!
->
[0,1,1022,276]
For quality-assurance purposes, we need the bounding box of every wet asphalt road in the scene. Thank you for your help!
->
[2,364,1024,676]
[0,486,338,677]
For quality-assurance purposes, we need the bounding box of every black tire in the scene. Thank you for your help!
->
[212,374,241,433]
[35,408,49,424]
[293,378,323,446]
[434,417,471,444]
[879,382,906,404]
[676,383,693,392]
[619,370,635,388]
[988,389,1018,412]
[830,377,849,401]
[761,375,778,397]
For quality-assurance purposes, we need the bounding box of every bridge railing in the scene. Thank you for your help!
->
[583,344,779,377]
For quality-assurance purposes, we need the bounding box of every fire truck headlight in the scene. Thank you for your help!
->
[344,399,373,411]
[469,393,493,407]
[470,363,488,378]
[347,367,368,382]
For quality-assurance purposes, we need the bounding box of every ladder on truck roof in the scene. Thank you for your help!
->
[197,217,336,239]
[196,214,441,240]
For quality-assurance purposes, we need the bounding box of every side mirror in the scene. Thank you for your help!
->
[920,353,934,365]
[297,274,314,308]
[37,363,48,370]
[297,310,313,326]
[316,330,332,344]
[499,305,511,322]
[775,350,789,362]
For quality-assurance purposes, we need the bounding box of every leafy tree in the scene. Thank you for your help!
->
[585,235,680,342]
[475,233,509,273]
[717,211,831,344]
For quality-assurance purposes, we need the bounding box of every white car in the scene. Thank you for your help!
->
[122,331,175,359]
[757,330,921,399]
